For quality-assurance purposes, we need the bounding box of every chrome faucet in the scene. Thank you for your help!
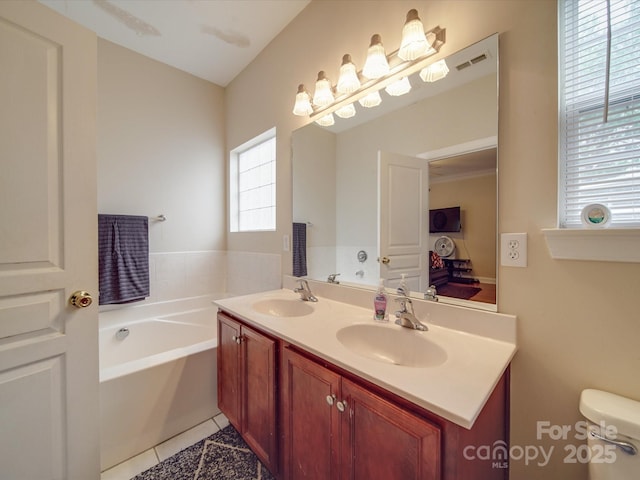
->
[327,273,340,284]
[394,297,428,331]
[424,284,438,302]
[294,279,318,302]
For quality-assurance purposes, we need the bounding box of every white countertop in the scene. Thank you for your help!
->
[215,287,517,429]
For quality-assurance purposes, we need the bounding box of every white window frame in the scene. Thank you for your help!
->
[558,0,640,228]
[229,128,276,233]
[544,0,640,262]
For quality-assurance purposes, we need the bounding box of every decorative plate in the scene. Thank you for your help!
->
[581,204,611,228]
[434,235,455,258]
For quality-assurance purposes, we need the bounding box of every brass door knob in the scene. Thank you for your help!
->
[380,256,390,265]
[70,291,93,308]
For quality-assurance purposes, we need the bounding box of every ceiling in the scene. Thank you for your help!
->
[38,0,310,86]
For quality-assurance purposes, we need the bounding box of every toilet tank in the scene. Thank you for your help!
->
[579,389,640,480]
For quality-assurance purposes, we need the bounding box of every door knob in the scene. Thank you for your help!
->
[70,291,93,308]
[380,256,390,265]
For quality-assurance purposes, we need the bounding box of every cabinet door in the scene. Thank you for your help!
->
[341,378,441,480]
[242,325,277,473]
[282,347,342,480]
[217,314,242,428]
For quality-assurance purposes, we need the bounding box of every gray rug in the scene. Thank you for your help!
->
[133,425,275,480]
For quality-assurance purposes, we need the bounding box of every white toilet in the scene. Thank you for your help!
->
[579,389,640,479]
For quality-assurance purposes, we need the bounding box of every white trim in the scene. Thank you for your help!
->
[231,127,276,153]
[542,228,640,263]
[417,136,497,161]
[429,168,495,184]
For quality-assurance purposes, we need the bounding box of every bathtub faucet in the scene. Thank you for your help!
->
[294,279,318,302]
[115,327,130,340]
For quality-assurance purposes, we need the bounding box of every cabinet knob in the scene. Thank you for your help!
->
[232,335,243,344]
[326,394,336,406]
[336,400,348,413]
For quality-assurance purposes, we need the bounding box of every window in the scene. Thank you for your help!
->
[558,0,640,228]
[230,128,276,232]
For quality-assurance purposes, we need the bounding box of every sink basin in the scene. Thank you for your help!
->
[336,324,447,368]
[251,299,314,317]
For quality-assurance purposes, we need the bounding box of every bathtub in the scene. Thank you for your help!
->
[99,295,223,471]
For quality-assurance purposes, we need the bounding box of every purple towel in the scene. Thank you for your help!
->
[98,214,149,305]
[292,222,307,277]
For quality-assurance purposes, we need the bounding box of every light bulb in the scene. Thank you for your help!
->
[385,77,411,96]
[362,34,390,79]
[419,59,449,82]
[337,54,361,94]
[398,9,433,61]
[315,113,335,126]
[313,71,334,107]
[335,103,356,119]
[358,91,382,108]
[292,84,313,116]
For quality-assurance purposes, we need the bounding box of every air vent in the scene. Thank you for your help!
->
[456,52,489,71]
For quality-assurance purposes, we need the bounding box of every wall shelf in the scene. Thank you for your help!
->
[542,228,640,263]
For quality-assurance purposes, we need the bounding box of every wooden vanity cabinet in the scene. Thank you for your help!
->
[341,378,441,480]
[217,312,278,475]
[281,344,508,480]
[280,344,342,479]
[282,346,441,480]
[217,309,509,480]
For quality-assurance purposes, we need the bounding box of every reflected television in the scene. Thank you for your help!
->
[429,206,461,233]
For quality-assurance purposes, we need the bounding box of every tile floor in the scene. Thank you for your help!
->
[100,412,230,480]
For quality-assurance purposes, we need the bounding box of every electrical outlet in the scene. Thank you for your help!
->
[501,233,527,267]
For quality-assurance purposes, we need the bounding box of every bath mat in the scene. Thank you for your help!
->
[437,283,481,300]
[133,425,275,480]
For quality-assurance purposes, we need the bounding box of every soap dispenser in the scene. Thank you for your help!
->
[397,274,410,297]
[373,279,388,322]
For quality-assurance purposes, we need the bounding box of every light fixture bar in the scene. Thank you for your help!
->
[309,26,446,121]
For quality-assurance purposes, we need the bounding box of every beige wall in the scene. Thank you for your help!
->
[98,39,226,253]
[226,1,640,478]
[430,173,497,280]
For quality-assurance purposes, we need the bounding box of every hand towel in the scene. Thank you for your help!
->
[292,222,307,277]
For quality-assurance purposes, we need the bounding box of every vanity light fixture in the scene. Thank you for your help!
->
[313,71,334,107]
[337,54,361,94]
[385,76,411,96]
[398,9,433,61]
[419,59,449,82]
[292,9,446,124]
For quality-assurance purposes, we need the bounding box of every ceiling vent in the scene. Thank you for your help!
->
[456,53,488,71]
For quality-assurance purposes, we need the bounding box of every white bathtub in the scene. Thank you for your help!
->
[99,295,223,471]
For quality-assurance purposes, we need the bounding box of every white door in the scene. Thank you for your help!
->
[0,2,99,479]
[378,151,430,294]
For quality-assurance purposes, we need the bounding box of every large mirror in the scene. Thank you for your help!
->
[292,34,498,310]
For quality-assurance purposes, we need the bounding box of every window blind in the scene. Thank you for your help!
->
[559,0,640,227]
